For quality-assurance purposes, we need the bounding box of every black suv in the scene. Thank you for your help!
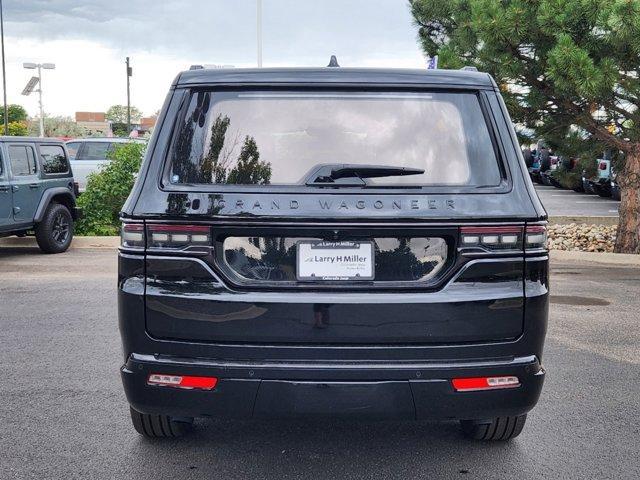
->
[118,67,548,441]
[0,136,80,253]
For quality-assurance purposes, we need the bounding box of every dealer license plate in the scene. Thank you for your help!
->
[296,241,374,281]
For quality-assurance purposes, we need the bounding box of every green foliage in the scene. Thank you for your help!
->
[111,123,129,137]
[0,104,28,124]
[410,0,640,150]
[106,105,142,124]
[75,143,145,236]
[552,156,597,189]
[28,116,85,137]
[7,121,28,136]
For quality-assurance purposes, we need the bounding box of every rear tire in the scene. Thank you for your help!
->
[129,406,193,438]
[460,414,527,441]
[35,202,73,254]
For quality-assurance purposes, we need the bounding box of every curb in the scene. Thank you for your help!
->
[550,250,640,266]
[0,236,120,249]
[548,215,618,226]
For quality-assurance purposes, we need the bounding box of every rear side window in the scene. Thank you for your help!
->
[40,145,69,174]
[77,142,112,160]
[8,145,37,176]
[169,90,502,188]
[66,142,81,160]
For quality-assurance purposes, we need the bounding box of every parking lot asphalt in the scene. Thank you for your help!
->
[534,184,620,217]
[1,247,639,480]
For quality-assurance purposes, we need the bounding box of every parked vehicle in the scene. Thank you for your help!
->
[583,158,613,197]
[527,144,551,184]
[118,66,548,441]
[540,155,559,186]
[608,166,621,201]
[66,137,145,193]
[0,136,81,253]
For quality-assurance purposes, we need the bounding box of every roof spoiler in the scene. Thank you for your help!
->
[460,66,478,72]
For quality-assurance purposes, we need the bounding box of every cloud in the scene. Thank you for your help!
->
[2,0,427,116]
[4,0,425,65]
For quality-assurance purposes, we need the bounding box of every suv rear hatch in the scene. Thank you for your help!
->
[129,83,542,346]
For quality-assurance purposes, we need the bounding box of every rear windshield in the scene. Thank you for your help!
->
[169,90,502,187]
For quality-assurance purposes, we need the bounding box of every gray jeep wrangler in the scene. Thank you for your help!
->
[0,136,81,253]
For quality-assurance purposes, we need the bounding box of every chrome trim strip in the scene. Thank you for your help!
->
[145,255,524,303]
[131,352,538,371]
[142,219,528,228]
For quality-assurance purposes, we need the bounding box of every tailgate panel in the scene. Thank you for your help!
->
[145,257,525,345]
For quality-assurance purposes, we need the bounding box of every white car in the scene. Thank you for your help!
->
[66,138,145,192]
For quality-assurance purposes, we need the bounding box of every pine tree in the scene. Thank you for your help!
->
[411,0,640,253]
[227,136,272,185]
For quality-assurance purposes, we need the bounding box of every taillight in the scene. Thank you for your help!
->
[452,376,520,392]
[460,226,523,250]
[147,374,218,391]
[146,224,211,250]
[525,225,547,250]
[460,225,547,252]
[121,223,145,249]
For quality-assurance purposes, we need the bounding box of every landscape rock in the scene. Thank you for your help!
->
[547,223,616,252]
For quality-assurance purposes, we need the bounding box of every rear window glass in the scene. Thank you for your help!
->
[169,90,502,187]
[8,145,37,176]
[66,142,81,160]
[77,142,112,160]
[40,145,69,174]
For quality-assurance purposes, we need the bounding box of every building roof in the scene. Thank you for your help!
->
[174,67,496,89]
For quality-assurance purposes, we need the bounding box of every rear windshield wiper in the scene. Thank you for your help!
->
[304,164,425,186]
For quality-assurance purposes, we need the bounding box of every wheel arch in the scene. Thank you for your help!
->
[34,188,77,223]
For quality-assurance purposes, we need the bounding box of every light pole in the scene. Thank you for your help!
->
[126,57,132,134]
[256,0,262,67]
[1,0,8,135]
[23,62,55,137]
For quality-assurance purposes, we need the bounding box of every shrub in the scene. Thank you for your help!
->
[7,121,28,136]
[75,142,145,236]
[553,157,598,190]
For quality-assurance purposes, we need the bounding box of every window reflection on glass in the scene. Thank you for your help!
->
[78,142,112,160]
[8,145,37,176]
[222,236,448,283]
[170,91,501,187]
[40,145,69,174]
[65,142,81,161]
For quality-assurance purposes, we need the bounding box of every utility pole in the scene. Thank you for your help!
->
[256,0,263,67]
[0,0,8,135]
[126,57,132,134]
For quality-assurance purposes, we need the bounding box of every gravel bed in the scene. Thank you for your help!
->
[547,223,617,252]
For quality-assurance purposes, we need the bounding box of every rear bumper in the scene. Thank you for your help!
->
[121,353,545,420]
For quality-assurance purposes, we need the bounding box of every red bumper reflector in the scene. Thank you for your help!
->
[452,376,520,392]
[147,374,218,391]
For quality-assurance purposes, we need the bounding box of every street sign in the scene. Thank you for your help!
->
[21,76,39,96]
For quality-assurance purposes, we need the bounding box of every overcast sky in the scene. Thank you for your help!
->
[2,0,426,118]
